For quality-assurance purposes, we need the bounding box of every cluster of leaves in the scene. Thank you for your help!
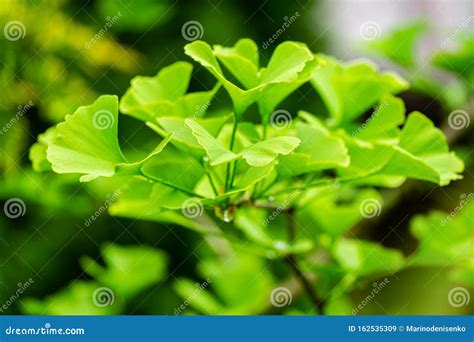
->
[0,0,138,178]
[0,1,145,309]
[30,38,467,314]
[22,243,167,315]
[409,198,473,287]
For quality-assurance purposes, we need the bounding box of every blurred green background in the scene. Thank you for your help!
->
[0,0,472,315]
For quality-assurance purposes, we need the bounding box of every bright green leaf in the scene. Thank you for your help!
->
[333,238,405,277]
[46,95,126,182]
[239,136,300,167]
[311,54,408,124]
[185,119,240,165]
[80,243,168,299]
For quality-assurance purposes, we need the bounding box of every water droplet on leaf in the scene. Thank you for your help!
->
[214,205,235,222]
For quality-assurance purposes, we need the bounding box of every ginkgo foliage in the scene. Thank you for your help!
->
[30,39,465,313]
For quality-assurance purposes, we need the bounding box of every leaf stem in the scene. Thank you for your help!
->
[254,177,279,199]
[285,208,324,313]
[206,171,219,196]
[265,170,381,197]
[229,160,238,190]
[224,115,239,192]
[140,173,205,198]
[262,121,268,140]
[285,254,323,312]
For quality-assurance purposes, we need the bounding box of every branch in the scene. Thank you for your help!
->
[139,173,205,198]
[285,209,324,313]
[265,169,382,197]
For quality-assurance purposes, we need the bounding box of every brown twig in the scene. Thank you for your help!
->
[285,208,324,313]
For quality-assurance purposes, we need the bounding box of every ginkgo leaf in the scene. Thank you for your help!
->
[115,133,173,175]
[147,115,230,158]
[45,96,174,182]
[120,62,219,121]
[260,41,314,84]
[80,243,168,299]
[257,58,319,121]
[408,199,473,267]
[29,127,57,172]
[109,179,214,234]
[367,21,427,67]
[256,41,316,119]
[229,38,259,67]
[185,119,240,165]
[275,112,349,178]
[46,95,127,182]
[141,149,205,192]
[173,278,223,314]
[131,89,218,122]
[148,118,200,149]
[336,139,399,186]
[185,40,316,117]
[203,163,277,206]
[311,54,408,124]
[381,112,464,185]
[239,136,301,167]
[352,95,405,143]
[130,62,191,102]
[339,112,463,186]
[185,40,262,116]
[233,163,275,190]
[148,183,199,213]
[333,238,405,277]
[214,39,260,89]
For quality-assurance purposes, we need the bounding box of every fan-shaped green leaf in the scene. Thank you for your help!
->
[185,119,240,165]
[80,243,168,299]
[239,136,300,167]
[46,95,126,182]
[311,54,408,124]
